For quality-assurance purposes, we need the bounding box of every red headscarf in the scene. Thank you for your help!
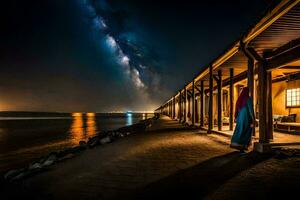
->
[235,87,250,119]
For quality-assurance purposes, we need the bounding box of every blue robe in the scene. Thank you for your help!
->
[231,97,254,150]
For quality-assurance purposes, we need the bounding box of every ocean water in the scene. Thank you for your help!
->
[0,113,153,174]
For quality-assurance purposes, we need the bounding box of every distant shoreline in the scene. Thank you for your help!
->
[0,117,73,120]
[0,111,154,118]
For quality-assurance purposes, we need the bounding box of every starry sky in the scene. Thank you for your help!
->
[0,0,270,112]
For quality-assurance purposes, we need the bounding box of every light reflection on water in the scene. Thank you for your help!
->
[0,112,154,173]
[126,113,132,126]
[86,115,97,137]
[70,114,85,145]
[69,112,149,144]
[70,113,97,145]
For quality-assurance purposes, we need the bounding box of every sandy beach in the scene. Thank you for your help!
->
[1,115,299,199]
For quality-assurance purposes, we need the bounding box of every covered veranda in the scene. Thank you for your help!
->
[158,0,300,152]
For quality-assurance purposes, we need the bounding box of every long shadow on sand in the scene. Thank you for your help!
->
[133,151,273,200]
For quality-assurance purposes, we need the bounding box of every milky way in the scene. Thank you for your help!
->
[78,0,160,93]
[0,0,269,112]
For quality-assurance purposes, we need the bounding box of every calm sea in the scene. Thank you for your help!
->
[0,112,153,174]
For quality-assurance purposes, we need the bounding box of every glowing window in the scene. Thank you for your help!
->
[286,88,300,107]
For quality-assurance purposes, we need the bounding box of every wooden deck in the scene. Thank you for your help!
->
[186,121,300,147]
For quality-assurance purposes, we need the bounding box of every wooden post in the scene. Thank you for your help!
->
[248,59,254,98]
[170,99,172,118]
[258,61,268,143]
[176,97,177,119]
[167,103,169,116]
[200,80,204,127]
[171,100,173,118]
[173,98,175,119]
[267,71,273,141]
[247,58,256,136]
[208,65,213,133]
[170,102,171,117]
[184,87,187,122]
[187,95,190,121]
[173,96,175,119]
[172,99,174,118]
[171,99,173,118]
[179,91,182,122]
[175,97,177,119]
[217,70,222,131]
[192,80,195,125]
[169,102,171,117]
[254,61,274,153]
[176,96,178,119]
[229,68,234,131]
[196,96,199,123]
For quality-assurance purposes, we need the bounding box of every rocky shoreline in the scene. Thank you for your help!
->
[2,116,158,183]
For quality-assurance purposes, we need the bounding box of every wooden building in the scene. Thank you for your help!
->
[157,0,300,152]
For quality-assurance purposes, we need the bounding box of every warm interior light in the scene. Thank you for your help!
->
[286,88,300,107]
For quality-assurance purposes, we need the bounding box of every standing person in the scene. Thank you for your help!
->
[230,87,254,152]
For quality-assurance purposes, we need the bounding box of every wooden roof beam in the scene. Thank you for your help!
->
[264,37,300,59]
[268,45,300,70]
[195,85,201,93]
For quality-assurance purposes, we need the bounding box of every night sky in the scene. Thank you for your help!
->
[0,0,270,112]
